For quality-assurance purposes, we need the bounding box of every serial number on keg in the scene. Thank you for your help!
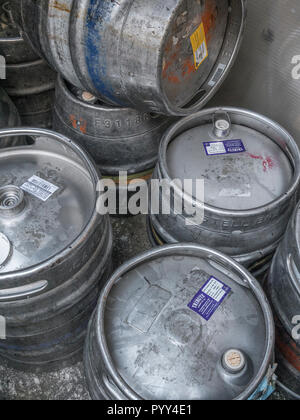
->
[94,113,157,130]
[107,404,192,417]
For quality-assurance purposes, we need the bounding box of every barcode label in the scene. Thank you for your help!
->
[190,22,208,69]
[21,175,59,202]
[195,42,208,68]
[208,63,226,87]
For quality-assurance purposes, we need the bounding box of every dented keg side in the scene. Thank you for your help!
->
[13,0,246,115]
[84,244,275,400]
[53,77,171,178]
[148,107,300,267]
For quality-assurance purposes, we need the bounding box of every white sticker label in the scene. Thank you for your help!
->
[201,278,227,303]
[195,42,208,68]
[208,63,226,87]
[21,175,59,202]
[205,141,226,155]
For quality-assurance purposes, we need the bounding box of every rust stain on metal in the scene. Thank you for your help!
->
[53,1,71,13]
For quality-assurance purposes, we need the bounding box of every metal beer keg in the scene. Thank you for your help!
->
[148,107,300,274]
[84,244,275,400]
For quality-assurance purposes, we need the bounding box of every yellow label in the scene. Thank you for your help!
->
[190,22,208,70]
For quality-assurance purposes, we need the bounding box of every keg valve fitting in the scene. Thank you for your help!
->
[213,112,232,138]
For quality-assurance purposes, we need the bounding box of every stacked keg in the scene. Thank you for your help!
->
[52,76,172,213]
[148,108,300,277]
[1,0,298,403]
[0,85,22,147]
[0,0,247,376]
[84,244,276,400]
[11,0,246,115]
[0,128,112,371]
[267,203,300,398]
[0,1,56,128]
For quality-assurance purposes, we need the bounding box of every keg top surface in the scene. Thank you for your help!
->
[161,0,229,108]
[0,136,95,273]
[103,248,270,400]
[166,123,293,210]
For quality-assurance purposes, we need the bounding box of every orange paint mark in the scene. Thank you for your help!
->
[52,1,71,13]
[168,75,180,84]
[182,58,196,78]
[70,114,87,134]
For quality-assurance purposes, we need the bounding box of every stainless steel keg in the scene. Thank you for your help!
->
[148,107,300,272]
[11,0,246,116]
[0,1,56,128]
[84,244,276,400]
[53,77,171,182]
[208,0,300,150]
[0,85,21,147]
[267,202,300,398]
[0,0,38,63]
[0,128,113,371]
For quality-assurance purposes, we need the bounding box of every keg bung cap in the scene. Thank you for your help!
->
[81,91,97,104]
[222,349,246,374]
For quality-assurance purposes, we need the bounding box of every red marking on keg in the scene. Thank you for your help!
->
[70,114,87,134]
[248,154,275,172]
[188,276,231,321]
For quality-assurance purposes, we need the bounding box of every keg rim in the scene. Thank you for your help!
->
[158,106,300,217]
[56,76,167,123]
[95,243,275,400]
[157,0,247,116]
[0,127,102,280]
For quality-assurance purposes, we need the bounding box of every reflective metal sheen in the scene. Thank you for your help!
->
[84,244,275,400]
[11,0,246,116]
[0,128,113,371]
[149,107,300,269]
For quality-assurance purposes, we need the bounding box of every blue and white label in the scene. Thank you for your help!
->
[188,277,231,321]
[203,139,246,156]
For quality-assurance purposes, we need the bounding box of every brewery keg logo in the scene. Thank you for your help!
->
[292,55,300,80]
[0,55,6,80]
[292,315,300,340]
[0,315,6,340]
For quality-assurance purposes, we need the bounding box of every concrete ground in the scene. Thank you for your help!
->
[0,215,286,400]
